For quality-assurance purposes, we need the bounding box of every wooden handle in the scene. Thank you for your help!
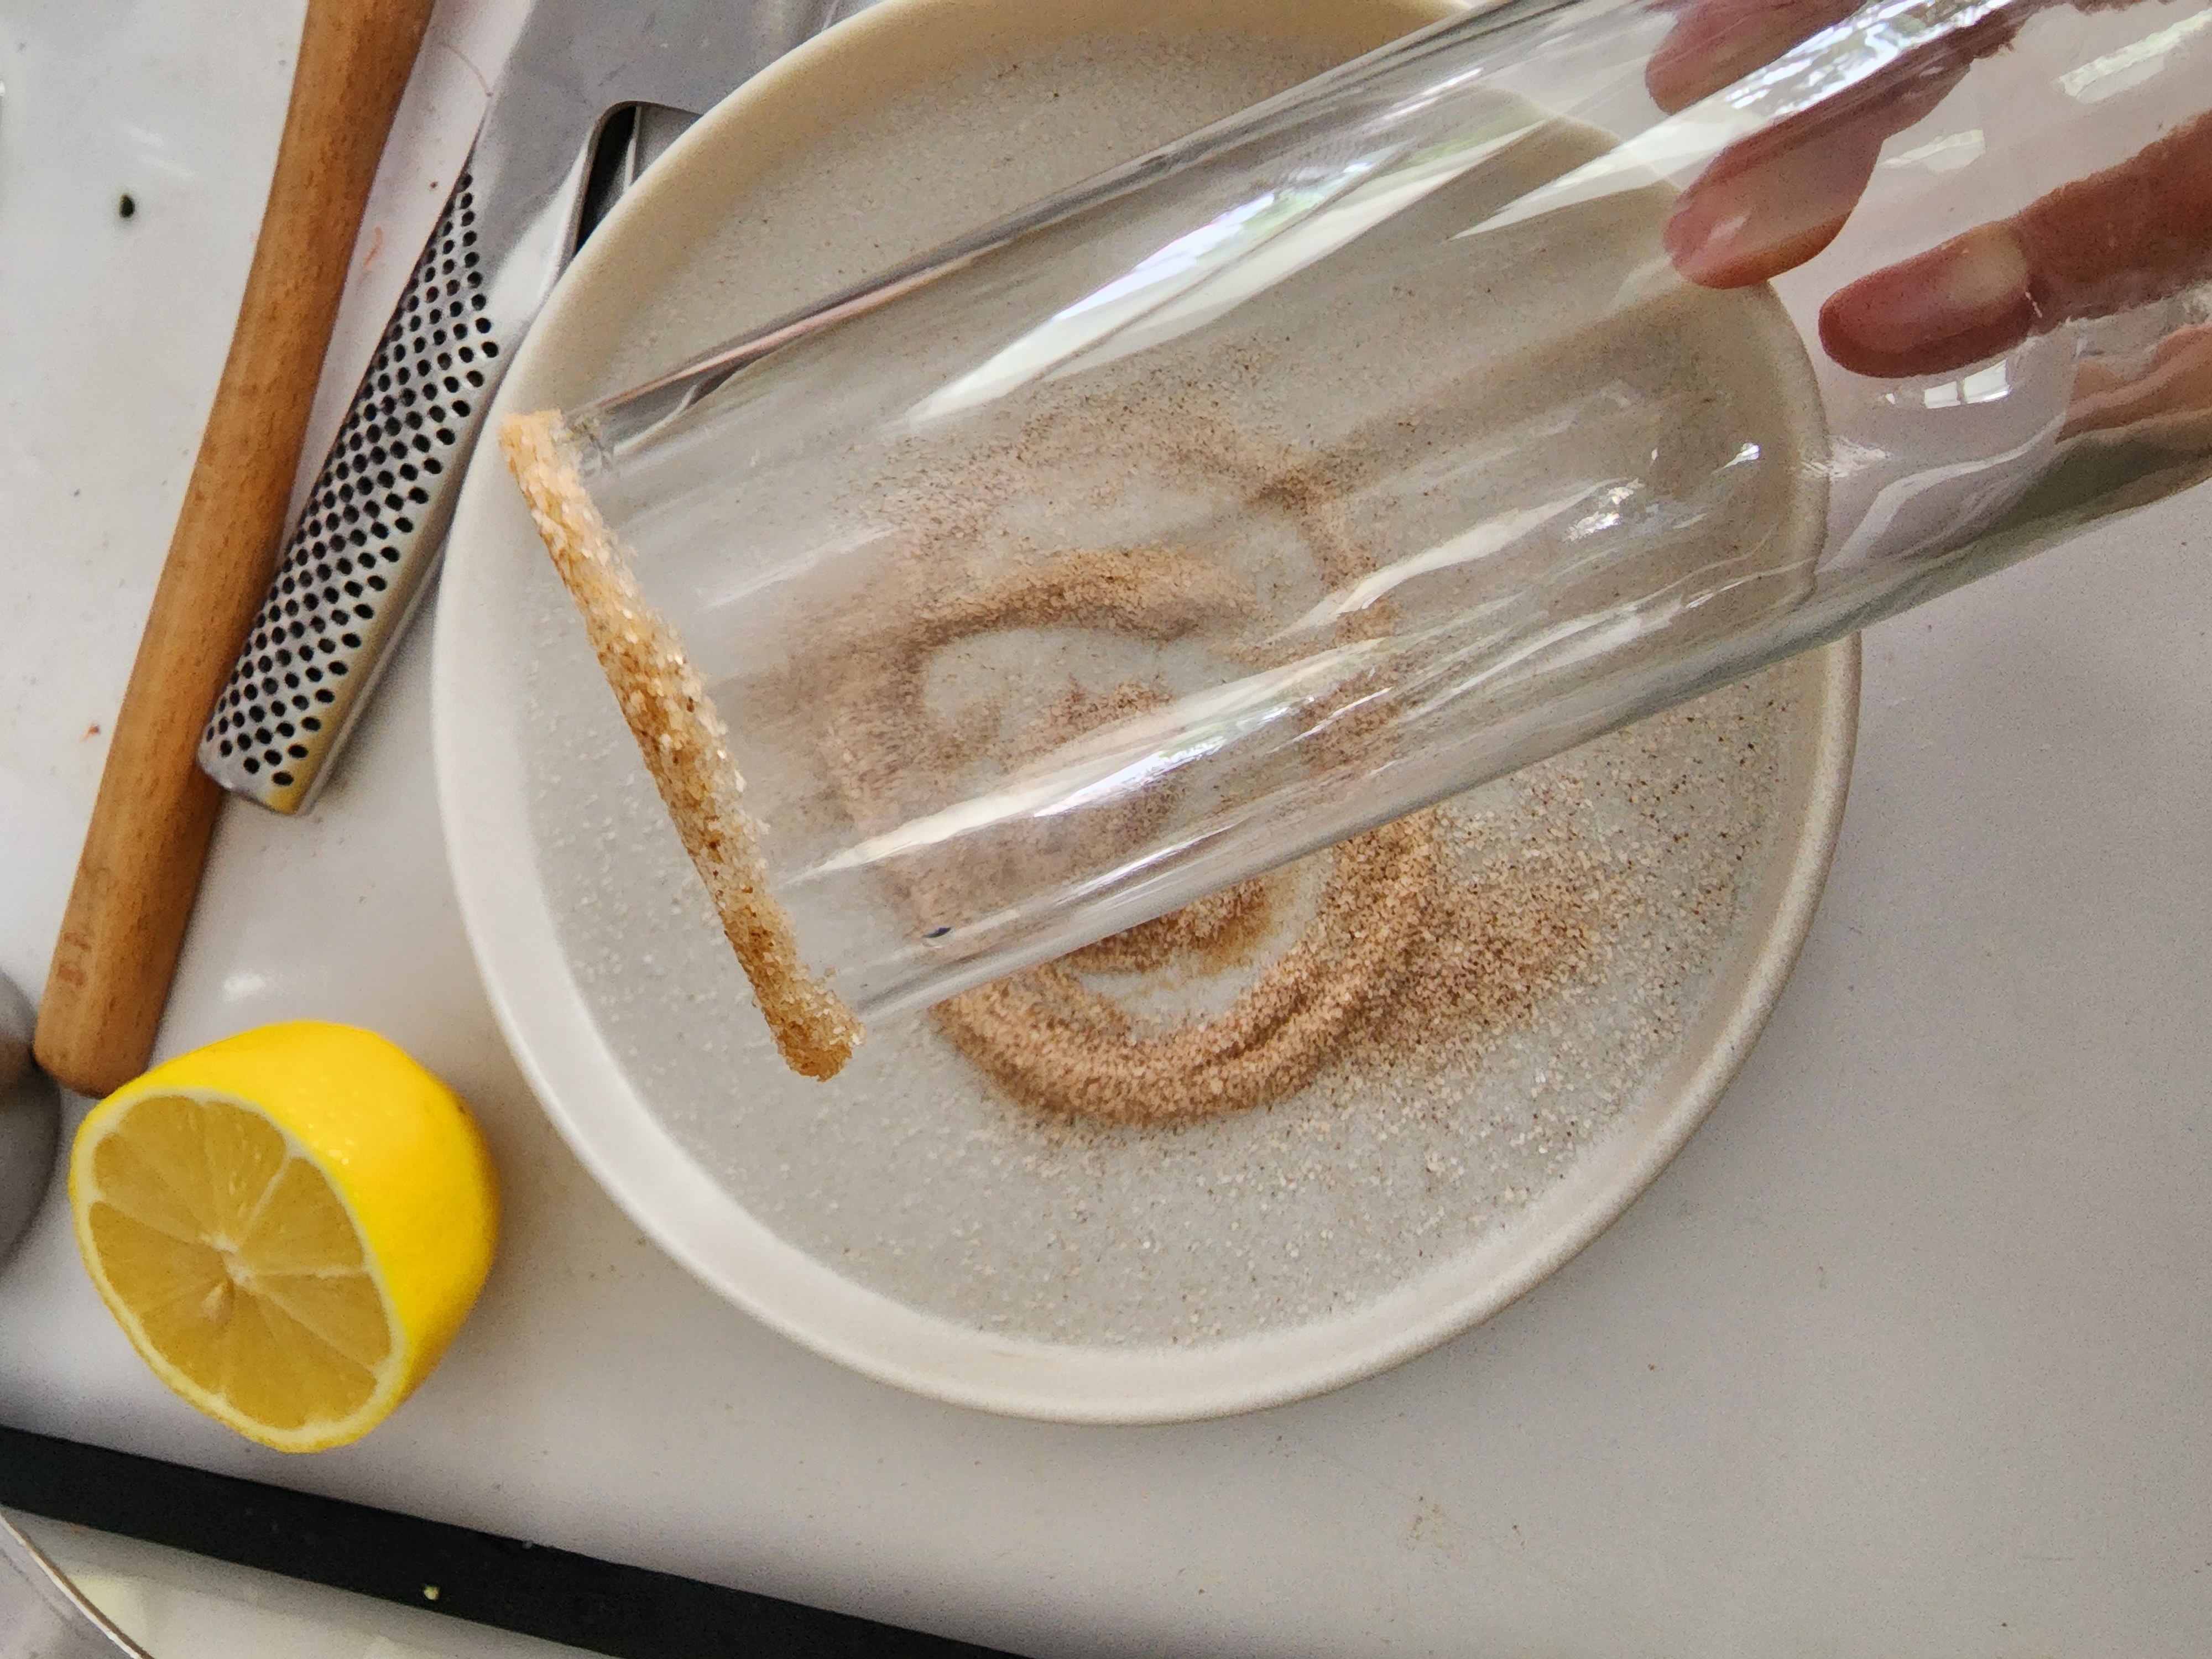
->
[36,0,436,1097]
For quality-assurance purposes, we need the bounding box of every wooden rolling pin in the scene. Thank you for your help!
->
[36,0,436,1097]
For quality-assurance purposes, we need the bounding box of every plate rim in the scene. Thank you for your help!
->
[431,0,1863,1424]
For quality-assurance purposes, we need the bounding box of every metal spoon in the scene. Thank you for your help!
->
[0,974,59,1270]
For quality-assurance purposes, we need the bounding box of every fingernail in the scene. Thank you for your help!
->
[1934,223,2031,319]
[1662,197,1742,287]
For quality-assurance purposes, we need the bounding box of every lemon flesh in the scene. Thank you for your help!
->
[70,1022,497,1453]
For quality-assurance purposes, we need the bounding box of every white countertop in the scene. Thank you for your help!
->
[2,2,2206,1654]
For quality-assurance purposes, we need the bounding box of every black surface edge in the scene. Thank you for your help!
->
[0,1425,1020,1658]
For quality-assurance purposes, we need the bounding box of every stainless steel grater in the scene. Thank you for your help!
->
[200,0,836,812]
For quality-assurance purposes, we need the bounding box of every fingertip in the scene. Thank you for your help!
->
[1663,139,1870,289]
[1667,197,1853,288]
[1645,0,1864,113]
[1819,222,2036,378]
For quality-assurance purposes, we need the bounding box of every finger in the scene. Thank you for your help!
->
[1647,0,1865,113]
[1650,0,2052,112]
[1820,109,2212,378]
[2016,107,2212,321]
[1664,61,1961,286]
[1813,225,2039,377]
[1657,1,2025,289]
[1662,117,1886,285]
[2060,324,2212,445]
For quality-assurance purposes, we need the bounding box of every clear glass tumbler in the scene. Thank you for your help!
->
[500,0,2212,1076]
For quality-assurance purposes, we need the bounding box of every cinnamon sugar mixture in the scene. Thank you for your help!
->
[500,411,860,1079]
[776,379,1620,1124]
[936,809,1616,1124]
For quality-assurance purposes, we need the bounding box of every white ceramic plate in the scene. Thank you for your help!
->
[433,0,1860,1423]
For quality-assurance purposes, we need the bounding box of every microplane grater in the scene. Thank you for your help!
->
[200,0,837,813]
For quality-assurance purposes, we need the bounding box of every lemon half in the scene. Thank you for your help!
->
[69,1022,498,1452]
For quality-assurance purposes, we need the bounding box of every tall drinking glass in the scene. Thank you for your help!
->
[498,0,2212,1076]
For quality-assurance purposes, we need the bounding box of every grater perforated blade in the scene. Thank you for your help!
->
[199,0,835,813]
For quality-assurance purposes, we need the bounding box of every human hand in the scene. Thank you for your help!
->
[1650,0,2212,379]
